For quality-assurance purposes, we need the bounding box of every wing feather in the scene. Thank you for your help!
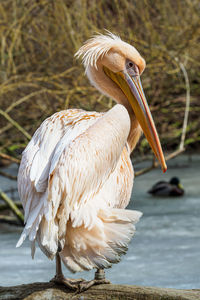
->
[46,105,130,253]
[17,104,131,260]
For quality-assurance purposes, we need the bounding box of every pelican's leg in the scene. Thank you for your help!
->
[50,253,84,290]
[78,269,110,292]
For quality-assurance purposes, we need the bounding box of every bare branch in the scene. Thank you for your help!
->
[178,61,190,150]
[0,215,22,226]
[0,189,24,224]
[0,201,22,212]
[0,123,13,135]
[0,109,31,140]
[0,170,17,180]
[0,152,20,164]
[135,148,185,177]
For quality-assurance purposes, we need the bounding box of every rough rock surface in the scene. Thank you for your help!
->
[0,282,200,300]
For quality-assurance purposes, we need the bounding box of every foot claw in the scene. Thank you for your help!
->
[50,275,78,291]
[78,279,110,292]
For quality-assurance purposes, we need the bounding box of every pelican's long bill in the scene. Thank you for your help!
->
[103,66,167,173]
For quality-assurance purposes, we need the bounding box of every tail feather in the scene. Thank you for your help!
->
[17,196,142,273]
[60,208,142,272]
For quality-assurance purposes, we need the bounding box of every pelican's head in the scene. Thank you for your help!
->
[75,31,167,172]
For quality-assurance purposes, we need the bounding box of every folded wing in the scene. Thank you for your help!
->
[17,105,134,262]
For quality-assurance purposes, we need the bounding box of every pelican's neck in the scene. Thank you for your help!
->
[127,115,142,153]
[87,64,142,152]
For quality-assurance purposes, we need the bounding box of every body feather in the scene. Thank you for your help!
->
[17,104,142,271]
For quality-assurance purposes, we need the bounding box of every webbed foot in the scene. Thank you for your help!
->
[78,269,110,292]
[50,274,84,291]
[78,278,110,292]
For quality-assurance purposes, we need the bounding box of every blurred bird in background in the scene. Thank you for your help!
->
[148,177,184,197]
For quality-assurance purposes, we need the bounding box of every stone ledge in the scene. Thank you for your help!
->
[0,282,200,300]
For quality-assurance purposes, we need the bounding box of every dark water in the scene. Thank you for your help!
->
[0,155,199,288]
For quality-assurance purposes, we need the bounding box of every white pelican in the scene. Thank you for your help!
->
[16,31,167,291]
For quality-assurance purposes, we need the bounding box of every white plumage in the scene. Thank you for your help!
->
[17,31,166,281]
[17,106,141,272]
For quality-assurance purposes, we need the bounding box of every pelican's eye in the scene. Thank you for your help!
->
[126,60,139,77]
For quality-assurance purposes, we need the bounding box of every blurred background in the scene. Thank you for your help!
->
[0,0,199,289]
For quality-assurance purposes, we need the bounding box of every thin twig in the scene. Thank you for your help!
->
[0,170,17,180]
[0,123,13,135]
[0,201,22,211]
[0,189,24,224]
[0,215,22,226]
[178,61,190,150]
[0,109,31,140]
[135,148,185,177]
[5,89,47,113]
[0,152,20,164]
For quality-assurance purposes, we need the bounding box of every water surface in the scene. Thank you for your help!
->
[0,155,199,288]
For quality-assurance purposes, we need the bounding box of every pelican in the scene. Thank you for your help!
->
[16,31,167,291]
